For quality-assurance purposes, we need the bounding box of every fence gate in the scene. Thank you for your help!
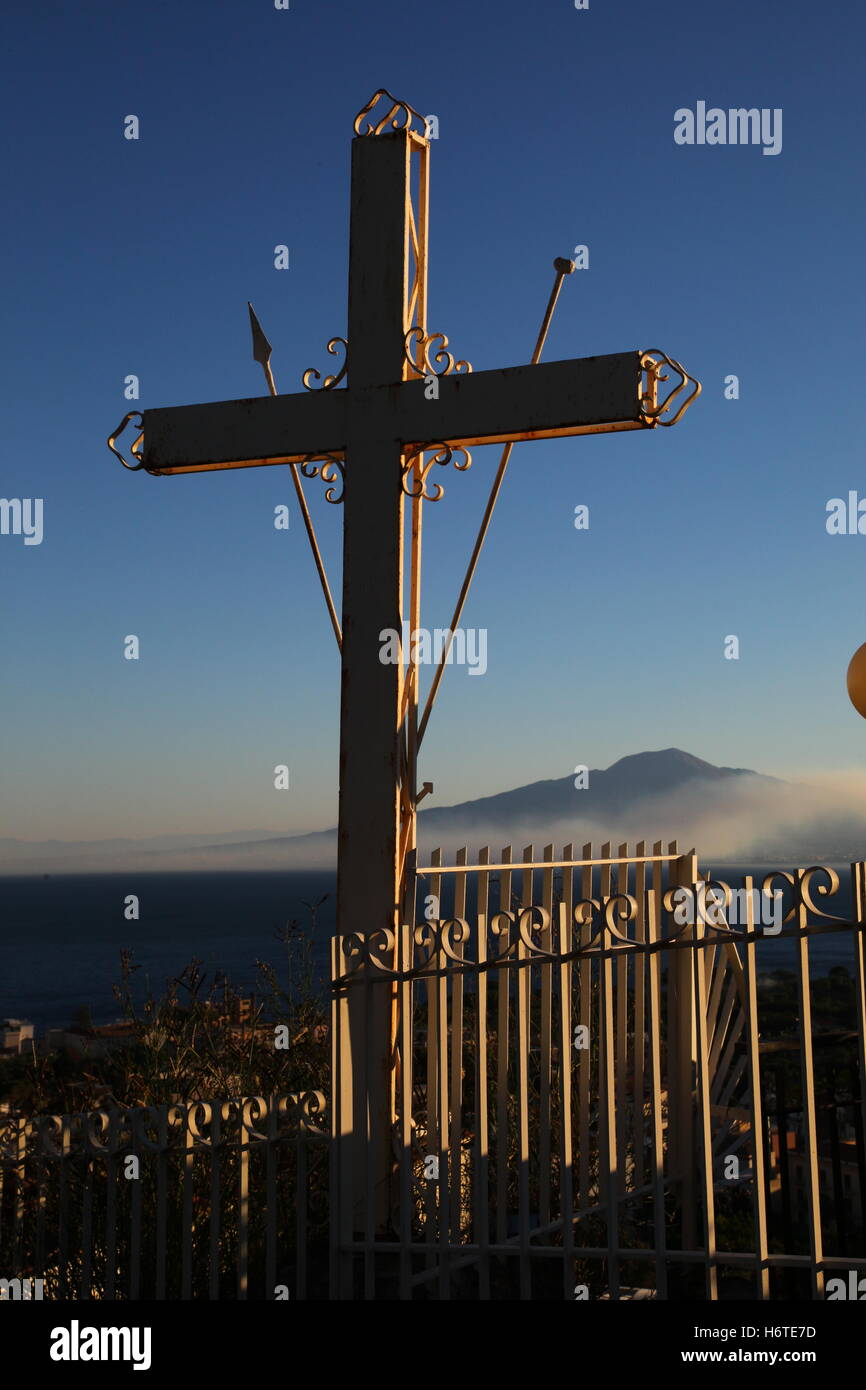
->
[330,843,866,1300]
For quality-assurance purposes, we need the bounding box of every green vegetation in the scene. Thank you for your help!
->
[0,899,330,1115]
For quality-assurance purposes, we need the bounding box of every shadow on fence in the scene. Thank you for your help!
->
[0,1093,329,1300]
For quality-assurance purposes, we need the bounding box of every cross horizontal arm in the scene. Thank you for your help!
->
[138,350,655,476]
[141,390,348,475]
[393,351,645,450]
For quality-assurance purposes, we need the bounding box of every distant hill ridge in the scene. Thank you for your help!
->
[417,748,776,835]
[0,749,788,873]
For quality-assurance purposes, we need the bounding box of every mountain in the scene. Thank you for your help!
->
[418,748,776,835]
[1,748,828,874]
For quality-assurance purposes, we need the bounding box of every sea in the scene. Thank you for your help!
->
[0,872,337,1032]
[0,865,861,1032]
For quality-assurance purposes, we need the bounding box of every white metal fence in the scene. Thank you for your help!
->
[330,843,866,1298]
[0,1092,328,1300]
[4,843,865,1300]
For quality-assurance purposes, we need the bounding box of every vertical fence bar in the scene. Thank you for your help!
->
[427,847,443,924]
[129,1113,144,1300]
[436,919,451,1298]
[264,1096,277,1299]
[741,877,771,1299]
[330,937,354,1300]
[692,911,719,1299]
[34,1123,47,1287]
[234,1106,248,1301]
[851,861,866,1263]
[330,941,339,1301]
[774,1068,794,1279]
[615,843,629,1198]
[0,1119,6,1260]
[645,885,668,1298]
[793,869,825,1298]
[669,845,697,1255]
[578,843,593,1209]
[598,879,619,1298]
[561,837,575,1293]
[208,1106,221,1300]
[103,1128,118,1301]
[853,1063,866,1258]
[296,1120,308,1300]
[79,1147,93,1300]
[156,1107,168,1300]
[515,909,531,1298]
[633,841,647,1190]
[363,974,376,1300]
[599,844,612,902]
[520,845,533,913]
[599,839,612,1260]
[57,1116,71,1298]
[539,843,554,1228]
[522,842,533,1275]
[827,1098,846,1255]
[450,849,468,1250]
[476,848,491,1298]
[398,920,413,1300]
[557,900,575,1299]
[10,1118,26,1286]
[181,1107,195,1300]
[705,924,729,1075]
[496,846,512,1247]
[426,848,443,1280]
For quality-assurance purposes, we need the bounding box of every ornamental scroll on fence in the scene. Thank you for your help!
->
[330,843,866,1300]
[0,1092,328,1301]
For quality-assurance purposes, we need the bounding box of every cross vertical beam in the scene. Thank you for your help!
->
[336,129,421,1242]
[337,131,413,939]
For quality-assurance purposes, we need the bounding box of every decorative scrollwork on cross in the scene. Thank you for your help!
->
[300,453,345,504]
[401,443,472,502]
[404,327,472,379]
[302,337,348,391]
[107,412,146,470]
[353,89,426,138]
[639,349,702,427]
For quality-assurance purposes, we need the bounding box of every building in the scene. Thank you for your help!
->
[0,1019,34,1056]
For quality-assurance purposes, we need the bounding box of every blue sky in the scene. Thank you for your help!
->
[2,0,865,841]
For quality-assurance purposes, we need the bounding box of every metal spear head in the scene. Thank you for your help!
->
[247,302,272,367]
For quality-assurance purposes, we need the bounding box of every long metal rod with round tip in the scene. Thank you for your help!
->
[247,303,343,651]
[417,257,575,746]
